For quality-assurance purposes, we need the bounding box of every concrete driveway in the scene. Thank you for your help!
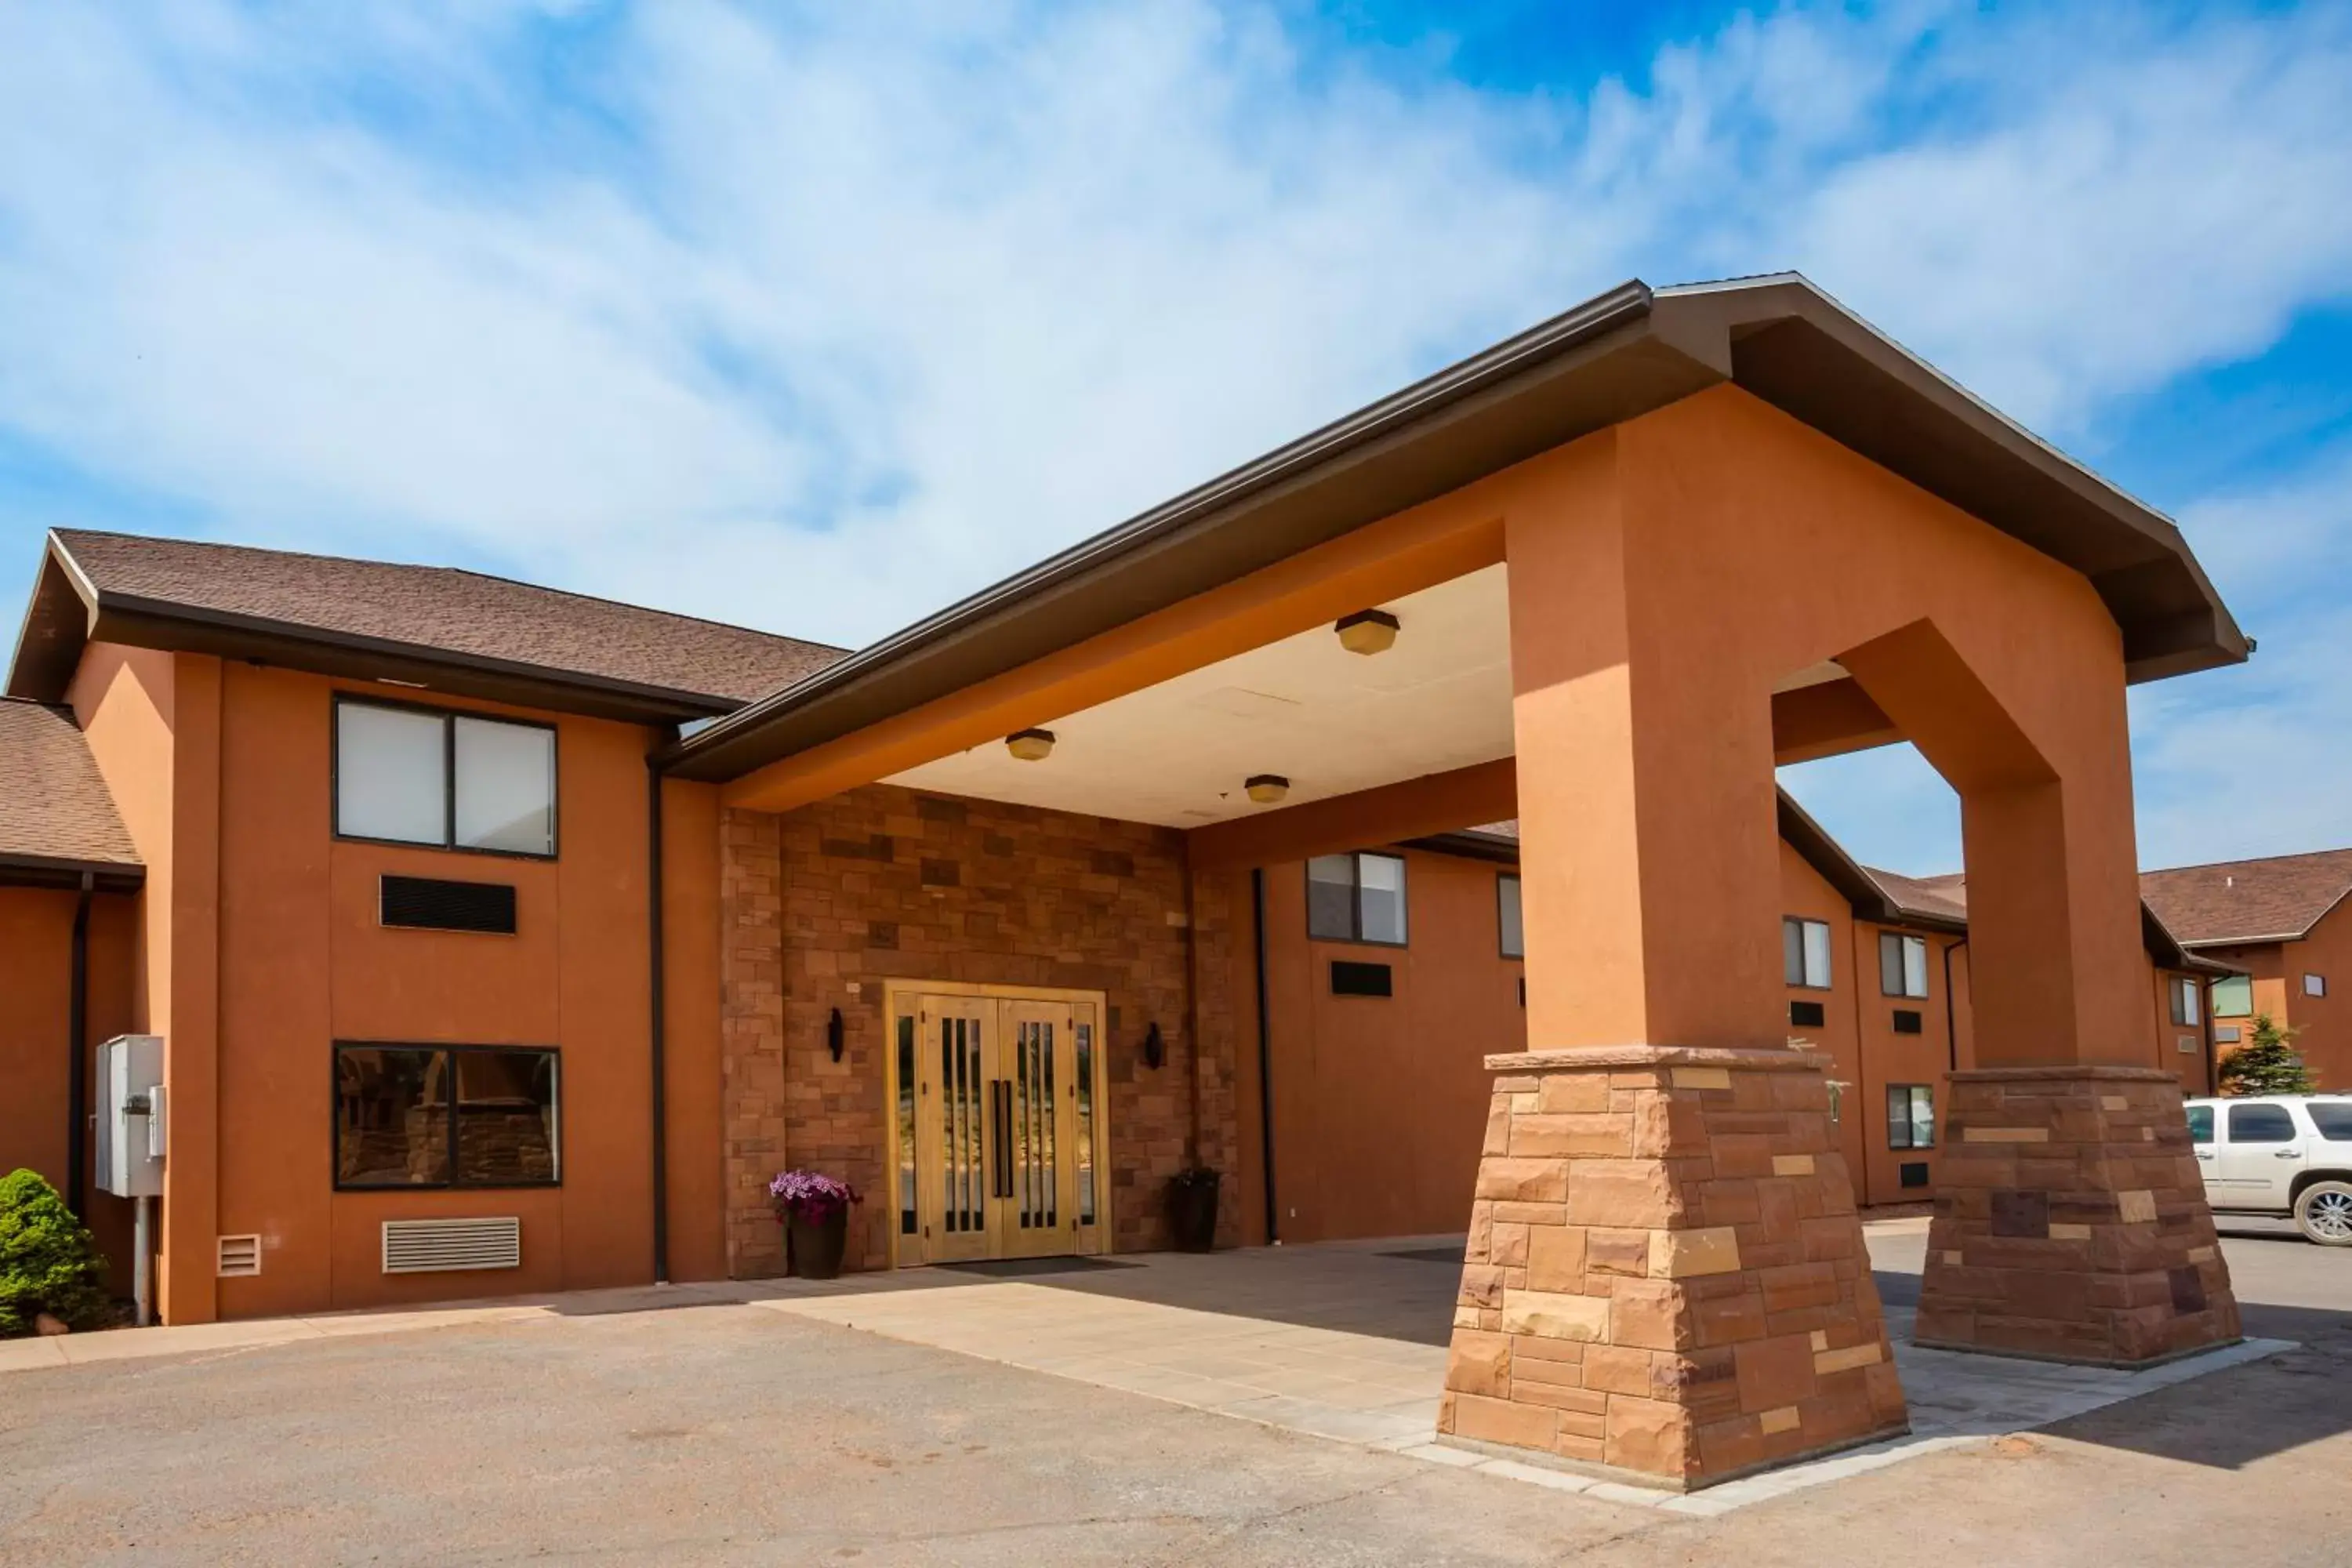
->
[2,1229,2347,1566]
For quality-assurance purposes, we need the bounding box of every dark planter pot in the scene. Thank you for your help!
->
[1167,1173,1221,1254]
[784,1207,850,1279]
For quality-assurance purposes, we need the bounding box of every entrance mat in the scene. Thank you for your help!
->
[938,1257,1143,1278]
[1382,1246,1467,1265]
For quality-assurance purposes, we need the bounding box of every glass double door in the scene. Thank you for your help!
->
[893,989,1107,1265]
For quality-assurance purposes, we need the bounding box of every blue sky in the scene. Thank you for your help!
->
[1,2,2347,874]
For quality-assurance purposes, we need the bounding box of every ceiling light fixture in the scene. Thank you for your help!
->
[1334,608,1399,655]
[1245,774,1289,804]
[1005,728,1056,761]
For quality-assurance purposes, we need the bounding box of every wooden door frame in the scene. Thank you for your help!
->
[881,979,1114,1270]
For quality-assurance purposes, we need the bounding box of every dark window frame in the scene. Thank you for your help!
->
[332,693,561,862]
[1305,851,1410,949]
[1879,931,1930,999]
[1497,873,1523,960]
[332,1040,564,1192]
[1886,1083,1936,1149]
[2209,973,2253,1018]
[2169,975,2201,1027]
[1783,916,1832,990]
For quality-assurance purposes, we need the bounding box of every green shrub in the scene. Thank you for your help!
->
[2218,1012,2316,1096]
[0,1169,111,1337]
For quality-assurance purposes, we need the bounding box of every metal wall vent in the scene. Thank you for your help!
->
[380,874,518,935]
[216,1234,262,1278]
[1330,960,1393,998]
[382,1216,522,1275]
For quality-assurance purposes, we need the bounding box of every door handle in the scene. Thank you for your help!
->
[2275,1149,2303,1160]
[992,1080,1014,1197]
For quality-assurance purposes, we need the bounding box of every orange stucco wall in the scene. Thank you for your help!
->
[1254,847,1525,1244]
[0,886,137,1279]
[1507,387,2150,1073]
[2202,906,2350,1090]
[56,644,723,1321]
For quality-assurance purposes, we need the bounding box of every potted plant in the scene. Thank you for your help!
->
[768,1170,860,1279]
[1166,1167,1221,1253]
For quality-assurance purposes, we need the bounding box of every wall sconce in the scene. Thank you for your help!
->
[1005,728,1055,761]
[1244,774,1289,804]
[1334,608,1399,655]
[1142,1022,1165,1070]
[827,1007,845,1063]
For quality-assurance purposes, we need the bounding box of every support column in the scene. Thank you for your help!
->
[1454,432,1904,1489]
[1839,621,2242,1367]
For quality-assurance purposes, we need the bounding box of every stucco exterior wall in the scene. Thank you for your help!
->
[1254,847,1525,1243]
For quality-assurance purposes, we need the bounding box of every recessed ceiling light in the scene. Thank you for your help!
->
[1334,608,1399,655]
[1245,774,1289,804]
[1005,728,1055,761]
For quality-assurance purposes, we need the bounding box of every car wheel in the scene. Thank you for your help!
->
[2293,1181,2352,1247]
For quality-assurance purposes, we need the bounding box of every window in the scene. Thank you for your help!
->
[334,1044,560,1189]
[2307,973,2329,999]
[1782,917,1832,989]
[2210,974,2252,1018]
[2308,1103,2352,1142]
[336,699,557,858]
[1497,874,1524,960]
[1886,1083,1935,1149]
[2227,1103,2296,1145]
[2169,976,2201,1026]
[1879,932,1929,999]
[1306,853,1407,945]
[2185,1105,2214,1145]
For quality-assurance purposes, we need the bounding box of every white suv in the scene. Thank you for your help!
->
[2184,1095,2352,1246]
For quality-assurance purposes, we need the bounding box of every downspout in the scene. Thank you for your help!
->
[1181,853,1201,1167]
[1250,867,1277,1245]
[646,753,670,1285]
[66,871,93,1219]
[1942,937,1966,1075]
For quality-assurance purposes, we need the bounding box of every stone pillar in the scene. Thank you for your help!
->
[1916,1066,2239,1365]
[1439,1047,1905,1490]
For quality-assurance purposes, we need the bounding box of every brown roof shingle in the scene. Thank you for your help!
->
[2140,849,2352,946]
[1862,867,1969,926]
[0,697,141,882]
[40,529,845,710]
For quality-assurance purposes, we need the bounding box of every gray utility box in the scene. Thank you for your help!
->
[96,1034,165,1199]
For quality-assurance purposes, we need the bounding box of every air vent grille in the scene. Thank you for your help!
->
[1789,1000,1826,1028]
[380,875,517,935]
[1891,1009,1924,1035]
[216,1234,262,1278]
[1330,960,1393,998]
[382,1216,522,1275]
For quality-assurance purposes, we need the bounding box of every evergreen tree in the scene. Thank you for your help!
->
[0,1169,111,1336]
[2217,1011,2316,1096]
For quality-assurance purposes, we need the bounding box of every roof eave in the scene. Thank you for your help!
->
[0,851,144,894]
[671,272,2248,786]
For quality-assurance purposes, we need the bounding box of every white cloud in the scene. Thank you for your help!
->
[0,1,2346,865]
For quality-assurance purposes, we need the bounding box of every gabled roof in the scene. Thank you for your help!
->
[1775,791,2225,972]
[9,530,846,725]
[670,271,2248,784]
[2140,848,2352,947]
[0,697,143,891]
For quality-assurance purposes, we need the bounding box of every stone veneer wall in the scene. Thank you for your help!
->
[719,784,1239,1276]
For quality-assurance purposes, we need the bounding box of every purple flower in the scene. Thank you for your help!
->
[768,1168,860,1223]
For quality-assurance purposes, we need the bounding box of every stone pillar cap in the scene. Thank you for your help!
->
[1486,1045,1837,1074]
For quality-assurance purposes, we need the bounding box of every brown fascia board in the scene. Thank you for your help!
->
[1397,830,1523,865]
[668,272,2247,786]
[7,535,737,726]
[0,851,144,895]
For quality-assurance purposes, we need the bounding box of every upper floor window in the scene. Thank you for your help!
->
[336,697,557,858]
[1783,916,1831,989]
[2169,975,2202,1027]
[2307,973,2329,999]
[1497,874,1524,960]
[1879,932,1929,999]
[2210,974,2253,1018]
[1307,852,1407,946]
